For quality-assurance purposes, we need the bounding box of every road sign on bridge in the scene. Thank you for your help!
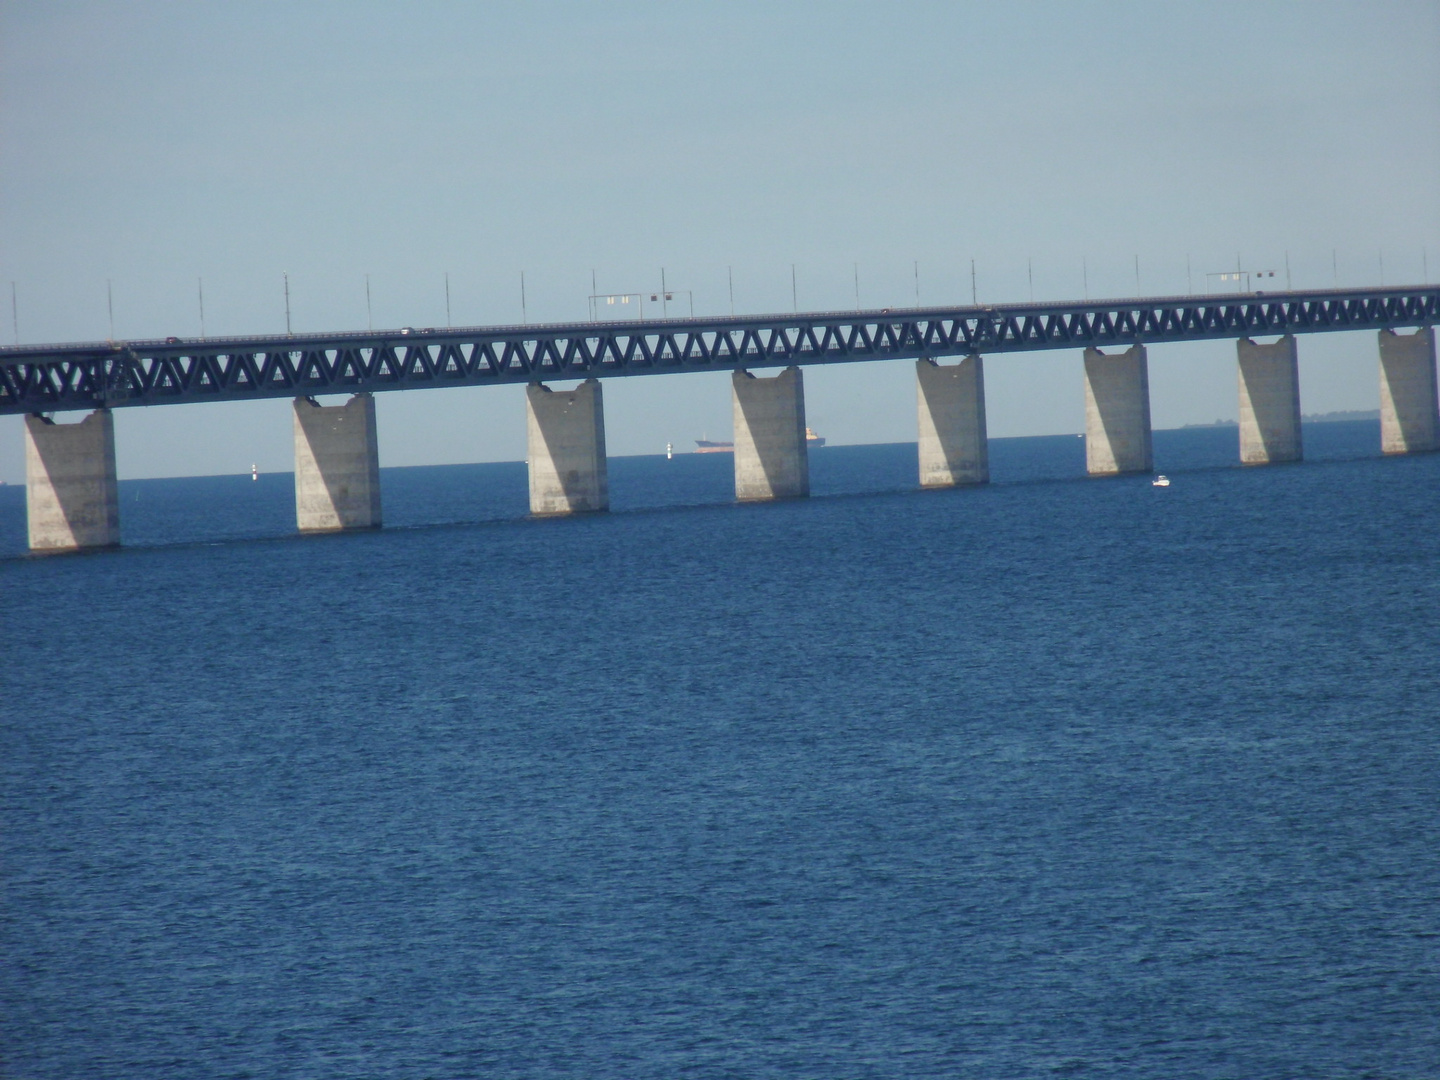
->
[1,285,1435,416]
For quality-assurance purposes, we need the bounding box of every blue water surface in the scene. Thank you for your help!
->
[2,421,1438,1078]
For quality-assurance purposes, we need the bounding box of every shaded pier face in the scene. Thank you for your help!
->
[1378,327,1438,455]
[1237,336,1303,465]
[916,356,989,487]
[1083,345,1152,475]
[15,317,1440,551]
[24,409,120,552]
[293,394,382,532]
[526,379,608,515]
[732,366,809,501]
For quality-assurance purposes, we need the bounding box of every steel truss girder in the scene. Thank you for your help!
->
[1,286,1435,414]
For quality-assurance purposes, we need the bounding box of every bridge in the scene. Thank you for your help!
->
[8,285,1438,553]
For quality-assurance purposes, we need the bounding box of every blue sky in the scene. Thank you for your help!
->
[2,0,1437,480]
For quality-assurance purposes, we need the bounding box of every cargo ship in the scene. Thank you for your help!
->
[695,428,826,453]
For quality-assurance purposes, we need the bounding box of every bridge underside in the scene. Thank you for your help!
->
[16,325,1438,553]
[2,287,1435,415]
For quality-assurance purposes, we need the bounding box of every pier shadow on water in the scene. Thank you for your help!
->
[0,420,1387,556]
[3,416,1437,1078]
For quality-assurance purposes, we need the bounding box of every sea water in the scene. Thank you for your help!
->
[2,421,1437,1078]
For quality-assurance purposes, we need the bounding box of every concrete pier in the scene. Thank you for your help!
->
[293,394,382,531]
[1378,327,1438,455]
[917,355,989,487]
[1237,336,1303,464]
[24,410,121,552]
[1083,345,1153,475]
[526,379,608,514]
[733,366,809,500]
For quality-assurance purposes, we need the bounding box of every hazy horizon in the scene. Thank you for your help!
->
[2,0,1436,481]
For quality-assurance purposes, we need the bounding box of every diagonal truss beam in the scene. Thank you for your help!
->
[1,286,1435,414]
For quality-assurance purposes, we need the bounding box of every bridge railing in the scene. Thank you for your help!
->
[2,285,1435,415]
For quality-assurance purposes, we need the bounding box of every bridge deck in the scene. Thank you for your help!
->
[2,286,1435,414]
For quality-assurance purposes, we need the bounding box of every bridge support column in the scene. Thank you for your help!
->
[1083,345,1152,475]
[293,394,381,532]
[1237,336,1302,464]
[527,379,608,514]
[24,410,121,552]
[917,355,988,487]
[733,366,809,501]
[1378,327,1438,454]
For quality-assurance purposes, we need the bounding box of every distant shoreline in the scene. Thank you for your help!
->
[1183,410,1379,429]
[0,417,1389,486]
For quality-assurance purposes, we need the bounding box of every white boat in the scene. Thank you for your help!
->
[1152,475,1170,487]
[695,428,826,453]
